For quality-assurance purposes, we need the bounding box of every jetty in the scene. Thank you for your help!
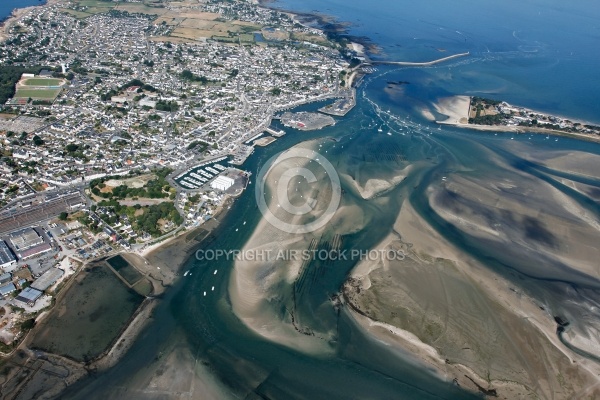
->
[369,52,470,67]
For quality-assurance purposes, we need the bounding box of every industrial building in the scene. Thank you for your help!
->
[31,268,64,291]
[15,287,43,306]
[8,227,53,260]
[9,228,43,251]
[0,272,11,285]
[0,240,17,269]
[210,175,235,191]
[0,283,16,297]
[16,243,52,261]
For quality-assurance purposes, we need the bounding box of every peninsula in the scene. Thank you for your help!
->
[435,95,600,141]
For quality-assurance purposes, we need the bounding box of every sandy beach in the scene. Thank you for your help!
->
[434,95,600,143]
[434,95,471,125]
[343,194,600,399]
[339,165,411,200]
[229,140,338,354]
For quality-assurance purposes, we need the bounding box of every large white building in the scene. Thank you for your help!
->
[210,175,235,191]
[0,241,17,269]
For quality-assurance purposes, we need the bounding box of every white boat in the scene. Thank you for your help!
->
[179,181,195,189]
[187,178,203,186]
[181,179,198,189]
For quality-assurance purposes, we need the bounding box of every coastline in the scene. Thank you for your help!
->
[434,95,600,143]
[2,0,599,398]
[0,0,52,43]
[341,196,600,398]
[87,196,237,370]
[257,0,380,56]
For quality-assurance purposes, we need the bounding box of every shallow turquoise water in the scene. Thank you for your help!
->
[54,0,600,398]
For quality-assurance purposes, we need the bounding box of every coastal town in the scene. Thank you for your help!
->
[0,0,599,399]
[0,0,362,384]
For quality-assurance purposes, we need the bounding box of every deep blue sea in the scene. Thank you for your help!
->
[16,1,600,399]
[0,0,46,22]
[273,0,600,124]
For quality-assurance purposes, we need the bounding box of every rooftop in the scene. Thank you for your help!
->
[0,240,17,265]
[31,267,64,291]
[16,287,43,304]
[0,283,16,296]
[10,228,43,251]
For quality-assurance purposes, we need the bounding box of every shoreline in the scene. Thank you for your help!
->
[90,196,238,368]
[435,95,600,143]
[447,122,600,143]
[0,0,53,43]
[257,0,380,56]
[4,0,600,398]
[341,196,600,398]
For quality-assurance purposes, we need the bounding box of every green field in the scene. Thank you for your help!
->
[75,0,115,9]
[60,8,93,19]
[14,88,61,99]
[22,78,62,87]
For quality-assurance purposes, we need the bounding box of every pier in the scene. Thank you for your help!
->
[368,52,470,67]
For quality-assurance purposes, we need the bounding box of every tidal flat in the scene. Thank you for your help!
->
[30,264,144,362]
[227,114,600,398]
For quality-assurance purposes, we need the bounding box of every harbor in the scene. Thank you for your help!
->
[279,111,336,131]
